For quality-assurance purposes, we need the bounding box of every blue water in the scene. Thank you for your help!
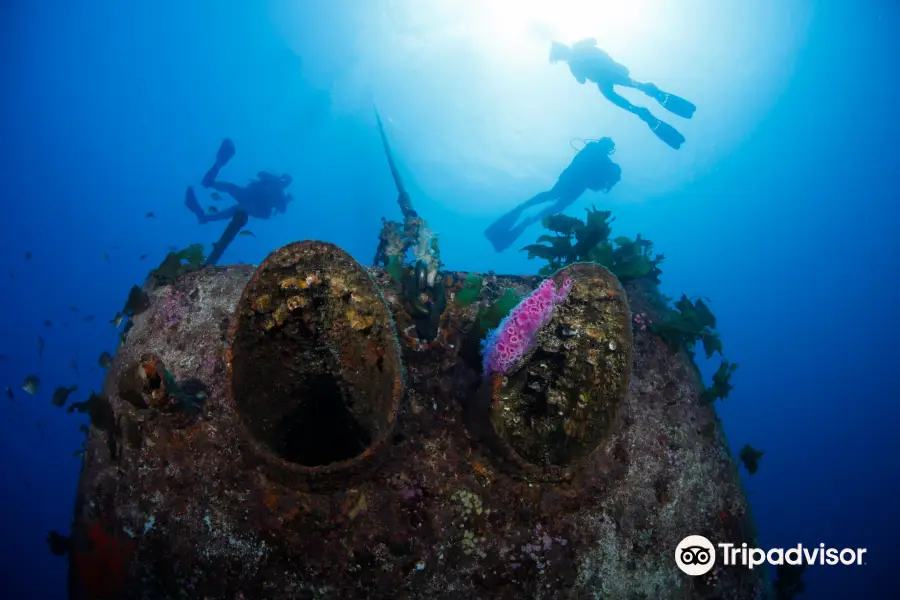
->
[1,1,896,598]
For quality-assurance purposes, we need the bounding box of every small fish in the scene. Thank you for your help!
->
[37,335,45,359]
[111,312,123,327]
[139,253,148,261]
[103,252,110,261]
[239,230,256,238]
[71,360,79,374]
[8,270,13,281]
[98,351,112,369]
[79,424,89,435]
[69,306,79,313]
[0,354,6,361]
[43,320,52,328]
[210,192,221,201]
[5,386,13,401]
[108,245,121,250]
[167,245,177,251]
[83,314,95,323]
[194,391,208,400]
[22,375,40,395]
[24,251,32,260]
[73,449,85,458]
[52,385,78,407]
[119,332,127,345]
[207,206,219,214]
[146,212,155,218]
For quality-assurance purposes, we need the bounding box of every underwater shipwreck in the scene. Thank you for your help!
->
[63,118,762,600]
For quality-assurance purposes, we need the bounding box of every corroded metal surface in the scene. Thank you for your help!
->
[68,246,764,600]
[484,264,632,481]
[228,241,403,484]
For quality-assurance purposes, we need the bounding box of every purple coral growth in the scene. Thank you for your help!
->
[162,286,187,329]
[481,277,573,377]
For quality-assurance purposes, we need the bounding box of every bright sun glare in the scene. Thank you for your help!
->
[431,0,663,61]
[280,0,811,212]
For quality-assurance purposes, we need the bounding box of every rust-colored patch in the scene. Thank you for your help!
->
[263,489,279,512]
[71,519,135,599]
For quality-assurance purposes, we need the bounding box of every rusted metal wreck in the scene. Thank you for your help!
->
[66,238,763,599]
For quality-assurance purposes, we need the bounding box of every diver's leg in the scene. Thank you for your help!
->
[485,188,562,251]
[201,164,220,188]
[628,79,696,119]
[485,190,558,253]
[600,82,685,149]
[184,186,206,223]
[502,194,576,251]
[202,205,240,223]
[524,189,582,227]
[597,82,650,119]
[201,140,236,187]
[207,181,246,203]
[202,139,236,187]
[485,189,557,244]
[521,190,558,209]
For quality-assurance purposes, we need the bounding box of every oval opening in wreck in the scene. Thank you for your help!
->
[487,263,633,475]
[228,241,404,472]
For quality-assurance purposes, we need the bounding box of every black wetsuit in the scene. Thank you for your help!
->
[202,173,288,221]
[484,141,621,252]
[564,39,653,118]
[559,39,695,150]
[186,138,292,224]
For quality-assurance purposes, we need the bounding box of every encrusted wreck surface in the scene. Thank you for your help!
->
[68,241,763,600]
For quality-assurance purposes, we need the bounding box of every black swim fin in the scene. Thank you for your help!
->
[647,117,685,150]
[184,187,206,222]
[216,138,236,167]
[202,139,235,187]
[659,92,696,119]
[641,84,696,119]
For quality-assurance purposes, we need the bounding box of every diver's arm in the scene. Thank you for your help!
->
[568,64,587,84]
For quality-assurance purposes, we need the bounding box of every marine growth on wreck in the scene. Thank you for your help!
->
[32,96,769,600]
[55,191,764,599]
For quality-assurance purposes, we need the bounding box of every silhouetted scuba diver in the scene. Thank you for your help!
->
[484,137,621,253]
[550,39,696,150]
[184,139,293,224]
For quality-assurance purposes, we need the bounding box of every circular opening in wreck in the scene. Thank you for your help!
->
[229,241,403,470]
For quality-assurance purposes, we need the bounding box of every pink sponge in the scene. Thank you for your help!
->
[482,277,573,376]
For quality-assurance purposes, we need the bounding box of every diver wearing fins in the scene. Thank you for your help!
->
[485,137,621,253]
[550,39,696,150]
[184,138,294,224]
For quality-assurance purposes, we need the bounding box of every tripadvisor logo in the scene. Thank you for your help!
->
[675,535,717,576]
[675,535,867,576]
